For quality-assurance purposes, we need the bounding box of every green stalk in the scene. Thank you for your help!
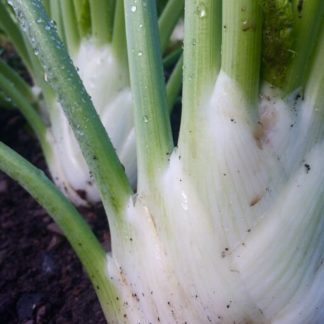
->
[72,0,83,29]
[111,0,127,68]
[221,0,262,106]
[59,0,80,56]
[166,54,183,111]
[72,0,91,38]
[163,46,182,67]
[157,0,168,15]
[2,0,55,103]
[0,74,46,143]
[284,0,324,94]
[9,0,132,226]
[49,0,65,43]
[0,1,32,72]
[0,58,56,178]
[158,0,184,53]
[0,58,34,102]
[23,32,56,103]
[124,0,173,190]
[90,0,115,45]
[0,67,57,185]
[306,22,324,122]
[0,141,122,320]
[179,0,222,150]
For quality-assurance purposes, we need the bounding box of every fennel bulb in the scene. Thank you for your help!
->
[43,40,135,205]
[103,72,323,323]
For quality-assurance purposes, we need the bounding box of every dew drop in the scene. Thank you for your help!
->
[49,19,56,28]
[143,115,149,123]
[196,3,207,18]
[131,5,137,12]
[137,51,143,57]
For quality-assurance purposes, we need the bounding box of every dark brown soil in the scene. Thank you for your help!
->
[0,110,108,323]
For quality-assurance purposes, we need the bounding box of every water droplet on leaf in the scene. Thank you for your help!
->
[196,3,207,18]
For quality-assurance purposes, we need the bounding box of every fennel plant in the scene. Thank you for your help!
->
[0,0,323,323]
[0,0,183,205]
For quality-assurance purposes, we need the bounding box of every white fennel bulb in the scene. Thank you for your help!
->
[104,72,323,323]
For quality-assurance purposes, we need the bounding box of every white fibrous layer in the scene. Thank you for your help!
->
[105,72,323,323]
[45,40,135,205]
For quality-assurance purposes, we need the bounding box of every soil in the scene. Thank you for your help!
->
[0,110,108,323]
